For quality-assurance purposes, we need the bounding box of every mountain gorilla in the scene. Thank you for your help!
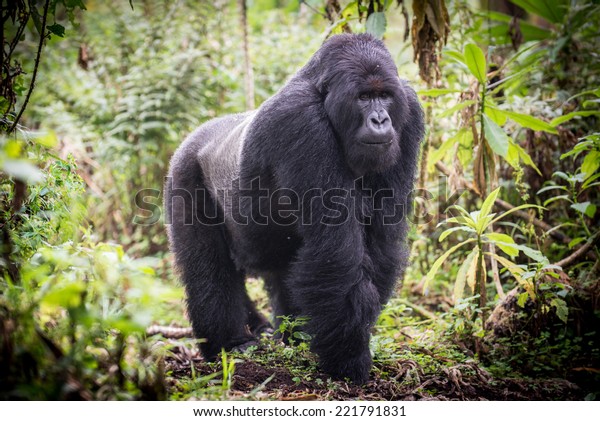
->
[165,33,424,384]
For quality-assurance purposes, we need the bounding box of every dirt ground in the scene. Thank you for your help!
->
[164,347,584,401]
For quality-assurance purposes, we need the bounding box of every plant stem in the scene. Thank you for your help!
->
[476,235,487,317]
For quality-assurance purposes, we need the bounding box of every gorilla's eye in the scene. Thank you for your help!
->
[379,92,390,99]
[359,93,370,101]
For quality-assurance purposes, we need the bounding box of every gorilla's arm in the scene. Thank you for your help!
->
[290,214,381,383]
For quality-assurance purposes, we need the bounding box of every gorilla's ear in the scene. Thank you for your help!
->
[319,82,329,99]
[401,82,426,147]
[311,68,329,98]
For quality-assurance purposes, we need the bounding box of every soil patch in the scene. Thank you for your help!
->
[165,351,584,400]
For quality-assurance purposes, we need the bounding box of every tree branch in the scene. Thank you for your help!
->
[555,234,599,269]
[8,0,50,133]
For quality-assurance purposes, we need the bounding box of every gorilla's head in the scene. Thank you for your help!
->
[305,34,410,176]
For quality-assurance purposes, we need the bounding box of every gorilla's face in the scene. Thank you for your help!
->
[323,59,404,176]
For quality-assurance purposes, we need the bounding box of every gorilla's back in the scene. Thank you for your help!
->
[166,111,253,244]
[196,111,256,207]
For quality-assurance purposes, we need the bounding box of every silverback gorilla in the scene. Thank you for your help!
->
[165,33,424,384]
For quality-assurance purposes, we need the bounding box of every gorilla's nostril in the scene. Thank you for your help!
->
[369,111,390,129]
[370,115,390,130]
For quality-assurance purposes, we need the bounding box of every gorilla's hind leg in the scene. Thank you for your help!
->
[167,176,256,360]
[177,233,256,360]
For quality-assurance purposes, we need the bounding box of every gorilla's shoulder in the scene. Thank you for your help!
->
[244,80,333,161]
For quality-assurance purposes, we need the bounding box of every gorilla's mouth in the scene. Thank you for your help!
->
[360,139,393,145]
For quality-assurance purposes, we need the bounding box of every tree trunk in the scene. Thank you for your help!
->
[239,0,255,110]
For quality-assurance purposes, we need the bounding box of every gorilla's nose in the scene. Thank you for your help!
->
[367,111,391,133]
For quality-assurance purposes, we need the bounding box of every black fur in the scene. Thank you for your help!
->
[165,33,424,384]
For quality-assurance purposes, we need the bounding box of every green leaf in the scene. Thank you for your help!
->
[439,226,476,242]
[560,139,593,159]
[551,111,600,127]
[493,108,558,134]
[41,281,86,309]
[484,106,507,126]
[293,331,312,341]
[423,238,477,293]
[365,12,386,39]
[490,203,544,225]
[454,248,479,302]
[514,244,547,263]
[581,151,600,178]
[537,185,567,195]
[107,315,146,334]
[583,172,600,190]
[486,11,552,41]
[47,23,66,37]
[517,292,529,308]
[479,187,501,220]
[550,298,568,323]
[30,5,43,35]
[495,241,519,258]
[483,114,509,158]
[568,237,584,248]
[571,201,597,218]
[464,43,487,83]
[583,99,600,108]
[489,253,525,278]
[442,216,476,229]
[553,171,570,181]
[438,100,476,119]
[417,88,462,97]
[457,130,474,167]
[5,140,22,158]
[33,131,58,148]
[508,0,567,24]
[428,129,464,171]
[443,49,466,65]
[485,232,515,244]
[515,142,540,173]
[447,204,472,219]
[543,194,571,207]
[443,204,477,229]
[511,141,542,175]
[506,140,520,168]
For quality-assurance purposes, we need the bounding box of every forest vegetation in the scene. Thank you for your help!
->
[0,0,599,400]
